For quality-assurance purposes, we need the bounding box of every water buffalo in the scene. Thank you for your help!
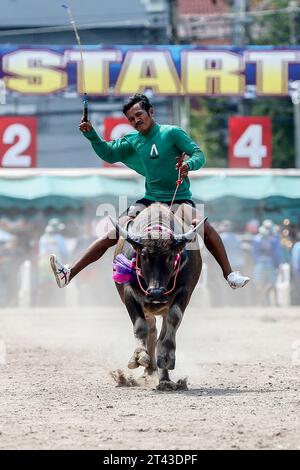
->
[112,203,205,390]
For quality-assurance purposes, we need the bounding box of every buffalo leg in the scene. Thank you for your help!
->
[157,305,183,371]
[157,316,171,382]
[125,292,151,369]
[145,316,157,375]
[157,289,189,373]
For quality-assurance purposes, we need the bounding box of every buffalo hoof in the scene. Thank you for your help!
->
[138,350,151,368]
[128,355,139,369]
[128,349,150,369]
[156,378,188,391]
[157,351,175,370]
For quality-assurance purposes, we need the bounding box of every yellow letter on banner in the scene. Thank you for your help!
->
[3,49,67,94]
[182,50,245,95]
[64,50,122,95]
[115,51,181,95]
[246,51,299,95]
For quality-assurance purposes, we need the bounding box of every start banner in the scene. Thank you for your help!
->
[0,46,299,97]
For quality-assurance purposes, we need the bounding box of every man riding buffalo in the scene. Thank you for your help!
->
[50,93,250,291]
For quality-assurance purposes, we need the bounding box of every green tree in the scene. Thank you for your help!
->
[253,0,300,45]
[251,98,294,168]
[190,98,232,168]
[250,1,298,167]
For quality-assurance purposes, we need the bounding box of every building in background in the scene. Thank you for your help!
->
[178,0,232,44]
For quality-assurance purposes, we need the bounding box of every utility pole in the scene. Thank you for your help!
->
[168,0,179,125]
[168,0,178,45]
[233,0,247,45]
[288,0,298,45]
[232,0,251,115]
[288,2,300,167]
[291,81,300,168]
[167,0,190,131]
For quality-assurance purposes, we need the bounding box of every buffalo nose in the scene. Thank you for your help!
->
[147,287,167,297]
[145,287,167,303]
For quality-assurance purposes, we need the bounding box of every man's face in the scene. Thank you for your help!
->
[125,102,155,135]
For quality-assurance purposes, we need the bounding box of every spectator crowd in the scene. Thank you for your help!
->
[0,214,300,308]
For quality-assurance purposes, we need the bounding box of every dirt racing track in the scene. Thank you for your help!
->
[0,305,300,450]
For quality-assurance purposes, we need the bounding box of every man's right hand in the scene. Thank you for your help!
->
[79,120,93,133]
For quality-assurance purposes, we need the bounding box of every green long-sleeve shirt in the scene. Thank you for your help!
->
[83,123,205,202]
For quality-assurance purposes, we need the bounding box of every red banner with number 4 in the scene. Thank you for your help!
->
[0,116,37,168]
[229,116,272,168]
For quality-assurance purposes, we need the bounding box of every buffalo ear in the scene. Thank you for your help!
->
[126,238,143,251]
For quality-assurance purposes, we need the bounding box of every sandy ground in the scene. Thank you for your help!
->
[0,305,300,450]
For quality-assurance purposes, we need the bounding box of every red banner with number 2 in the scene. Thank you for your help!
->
[0,116,37,168]
[229,116,272,168]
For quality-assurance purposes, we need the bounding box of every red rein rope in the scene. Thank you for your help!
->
[169,153,185,211]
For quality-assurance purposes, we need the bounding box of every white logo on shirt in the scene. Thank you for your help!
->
[150,144,159,159]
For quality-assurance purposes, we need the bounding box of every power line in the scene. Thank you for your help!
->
[0,19,152,37]
[0,5,299,37]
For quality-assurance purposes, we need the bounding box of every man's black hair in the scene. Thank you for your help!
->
[122,93,153,115]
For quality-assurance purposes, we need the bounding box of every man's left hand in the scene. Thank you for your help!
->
[176,162,189,178]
